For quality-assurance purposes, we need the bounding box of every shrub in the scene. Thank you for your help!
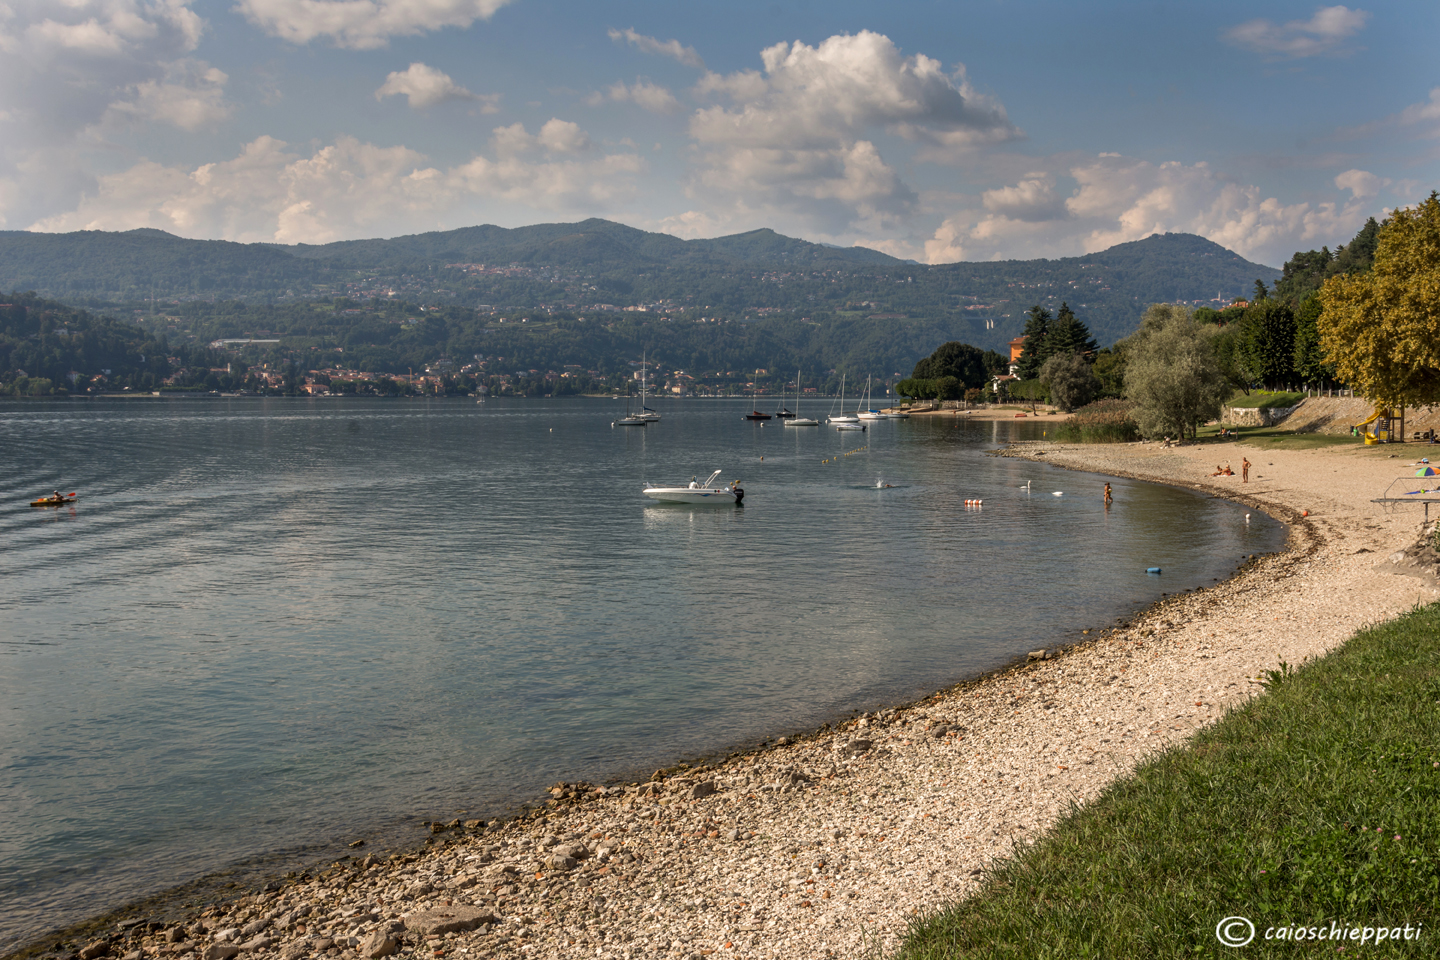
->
[1052,398,1141,443]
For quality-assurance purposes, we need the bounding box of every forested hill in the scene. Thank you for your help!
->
[281,219,905,271]
[0,220,1279,350]
[0,292,216,394]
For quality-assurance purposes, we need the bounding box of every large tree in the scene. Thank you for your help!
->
[1044,302,1098,358]
[1038,352,1100,412]
[1291,293,1333,387]
[1319,193,1440,409]
[911,340,992,388]
[1123,304,1231,439]
[1013,305,1052,380]
[1240,298,1297,389]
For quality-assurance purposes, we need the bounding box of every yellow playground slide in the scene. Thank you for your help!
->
[1356,407,1392,444]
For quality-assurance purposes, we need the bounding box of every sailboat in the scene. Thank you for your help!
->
[773,374,794,418]
[744,377,771,420]
[614,385,646,426]
[614,400,647,426]
[785,369,818,426]
[638,351,661,421]
[857,375,886,420]
[827,374,859,425]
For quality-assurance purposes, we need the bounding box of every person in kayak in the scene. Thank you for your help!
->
[52,490,62,502]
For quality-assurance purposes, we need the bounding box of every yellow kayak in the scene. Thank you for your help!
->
[30,496,77,507]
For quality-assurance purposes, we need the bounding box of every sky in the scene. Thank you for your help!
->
[1,1,1436,267]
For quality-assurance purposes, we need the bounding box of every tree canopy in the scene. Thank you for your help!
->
[1038,352,1099,412]
[1273,217,1380,304]
[1319,194,1440,409]
[1013,305,1052,380]
[1043,303,1098,359]
[911,340,1002,387]
[1122,304,1231,439]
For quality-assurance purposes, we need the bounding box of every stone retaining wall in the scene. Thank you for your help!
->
[1222,402,1301,427]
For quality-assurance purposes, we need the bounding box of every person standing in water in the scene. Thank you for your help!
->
[1103,482,1113,506]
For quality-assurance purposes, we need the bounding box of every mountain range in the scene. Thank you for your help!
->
[0,219,1280,352]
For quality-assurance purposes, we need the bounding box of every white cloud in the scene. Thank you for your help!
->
[1399,88,1440,126]
[1224,5,1369,58]
[607,28,705,69]
[691,31,1017,150]
[981,174,1066,222]
[0,2,215,227]
[21,1,204,56]
[106,60,231,130]
[1,1,206,137]
[593,79,682,115]
[1334,168,1387,199]
[924,154,1373,267]
[30,127,642,243]
[375,63,493,111]
[685,31,1016,235]
[236,0,514,50]
[491,119,592,155]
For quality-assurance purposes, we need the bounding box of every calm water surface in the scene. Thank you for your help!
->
[0,398,1283,949]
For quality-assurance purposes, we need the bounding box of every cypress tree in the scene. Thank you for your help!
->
[1014,305,1052,380]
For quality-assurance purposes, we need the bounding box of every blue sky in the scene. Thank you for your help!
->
[2,1,1436,266]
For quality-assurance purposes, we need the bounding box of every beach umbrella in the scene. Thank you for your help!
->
[1416,466,1438,477]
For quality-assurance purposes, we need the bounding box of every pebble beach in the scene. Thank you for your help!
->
[15,436,1440,960]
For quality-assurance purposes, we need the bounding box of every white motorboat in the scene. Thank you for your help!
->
[785,368,819,426]
[643,470,744,505]
[827,373,859,424]
[834,421,866,431]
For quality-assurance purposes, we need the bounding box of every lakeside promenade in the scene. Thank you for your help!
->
[13,437,1437,960]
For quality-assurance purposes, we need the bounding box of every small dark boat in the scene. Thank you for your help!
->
[774,407,795,419]
[744,411,772,420]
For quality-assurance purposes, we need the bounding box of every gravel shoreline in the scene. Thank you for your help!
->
[14,439,1439,960]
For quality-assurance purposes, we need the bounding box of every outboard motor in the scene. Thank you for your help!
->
[733,486,744,506]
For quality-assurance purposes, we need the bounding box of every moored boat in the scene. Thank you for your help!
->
[784,369,819,426]
[827,373,859,424]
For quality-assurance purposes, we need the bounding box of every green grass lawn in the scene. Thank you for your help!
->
[1194,424,1359,450]
[894,602,1440,959]
[1227,391,1307,410]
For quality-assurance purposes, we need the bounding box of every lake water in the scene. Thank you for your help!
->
[0,397,1283,950]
